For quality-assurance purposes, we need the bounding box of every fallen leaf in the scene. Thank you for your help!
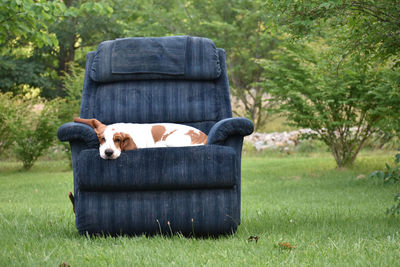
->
[356,174,366,180]
[277,242,296,249]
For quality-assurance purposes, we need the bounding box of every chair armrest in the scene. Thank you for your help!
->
[207,117,254,145]
[57,122,99,148]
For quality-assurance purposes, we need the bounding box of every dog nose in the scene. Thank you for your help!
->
[105,149,114,157]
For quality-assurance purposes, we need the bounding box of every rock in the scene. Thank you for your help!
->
[245,129,319,151]
[356,174,366,180]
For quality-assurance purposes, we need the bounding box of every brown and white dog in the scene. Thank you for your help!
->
[74,118,208,160]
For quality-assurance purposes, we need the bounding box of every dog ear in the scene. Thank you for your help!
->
[74,117,106,135]
[121,133,137,151]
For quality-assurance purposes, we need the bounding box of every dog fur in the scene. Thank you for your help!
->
[74,118,208,160]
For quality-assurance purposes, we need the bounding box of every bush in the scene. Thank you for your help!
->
[0,92,65,170]
[12,97,64,170]
[58,64,85,168]
[259,42,400,168]
[370,150,400,184]
[0,93,16,155]
[387,193,400,216]
[370,151,400,215]
[363,132,400,151]
[61,63,84,118]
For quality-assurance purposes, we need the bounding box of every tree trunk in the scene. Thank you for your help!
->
[331,135,369,168]
[54,0,76,96]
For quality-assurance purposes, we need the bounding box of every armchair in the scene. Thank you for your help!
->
[58,36,253,236]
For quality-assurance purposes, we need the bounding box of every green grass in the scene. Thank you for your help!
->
[1,152,400,266]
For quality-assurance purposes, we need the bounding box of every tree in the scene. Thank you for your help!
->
[0,93,63,169]
[269,0,400,62]
[259,41,400,167]
[33,0,119,97]
[1,0,126,97]
[185,0,281,131]
[0,56,55,94]
[0,0,62,94]
[120,0,281,130]
[0,0,61,48]
[135,0,280,131]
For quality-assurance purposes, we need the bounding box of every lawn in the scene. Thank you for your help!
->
[0,152,399,266]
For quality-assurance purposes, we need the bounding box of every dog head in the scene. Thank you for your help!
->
[74,118,137,159]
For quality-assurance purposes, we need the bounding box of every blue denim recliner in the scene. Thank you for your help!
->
[58,36,254,236]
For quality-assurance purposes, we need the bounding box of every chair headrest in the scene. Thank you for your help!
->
[90,36,221,82]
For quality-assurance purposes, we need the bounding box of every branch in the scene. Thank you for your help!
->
[0,11,25,24]
[237,91,251,112]
[349,3,396,25]
[350,1,400,25]
[349,121,377,163]
[345,111,365,155]
[183,3,194,24]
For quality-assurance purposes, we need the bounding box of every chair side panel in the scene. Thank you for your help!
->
[215,48,232,119]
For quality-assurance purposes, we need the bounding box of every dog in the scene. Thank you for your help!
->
[74,117,208,160]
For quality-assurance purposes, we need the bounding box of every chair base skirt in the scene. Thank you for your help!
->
[75,189,240,236]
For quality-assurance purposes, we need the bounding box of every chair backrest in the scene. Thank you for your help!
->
[80,36,232,134]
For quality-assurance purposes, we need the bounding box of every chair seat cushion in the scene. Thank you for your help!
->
[76,145,237,191]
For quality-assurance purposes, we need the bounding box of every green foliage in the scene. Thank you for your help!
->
[0,56,54,94]
[1,0,399,141]
[259,41,400,167]
[0,93,64,170]
[0,1,63,95]
[370,163,400,184]
[370,151,400,215]
[0,93,16,154]
[387,193,400,216]
[269,0,400,61]
[60,63,84,119]
[182,0,280,131]
[0,0,119,97]
[0,0,61,48]
[57,64,85,168]
[32,0,118,96]
[121,0,280,131]
[363,132,400,151]
[12,99,62,170]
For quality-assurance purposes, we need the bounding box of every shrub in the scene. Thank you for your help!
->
[61,63,84,118]
[6,95,64,170]
[0,92,17,155]
[387,193,400,216]
[259,42,400,167]
[370,151,400,215]
[57,64,85,167]
[363,131,400,151]
[370,150,400,184]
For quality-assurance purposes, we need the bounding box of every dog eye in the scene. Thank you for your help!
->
[115,139,120,143]
[101,138,105,142]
